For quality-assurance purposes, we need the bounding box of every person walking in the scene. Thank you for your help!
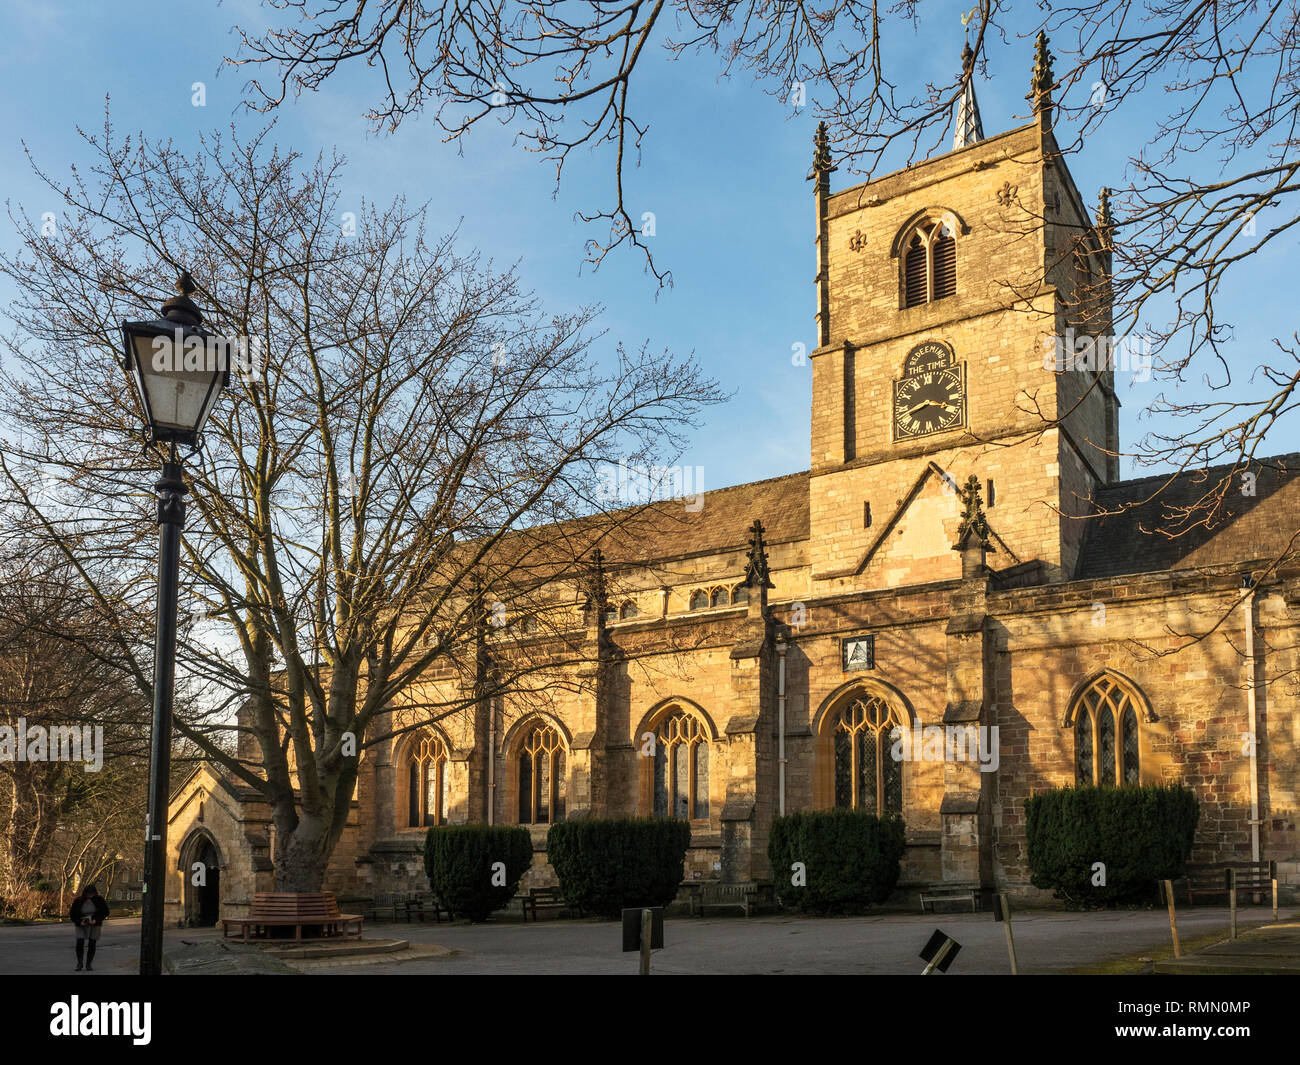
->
[70,884,110,971]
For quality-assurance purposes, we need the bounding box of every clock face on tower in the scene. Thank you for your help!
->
[892,341,966,440]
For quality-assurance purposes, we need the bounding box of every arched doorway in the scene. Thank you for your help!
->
[179,830,223,928]
[196,840,220,927]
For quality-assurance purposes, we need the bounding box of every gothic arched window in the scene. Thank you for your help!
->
[1073,674,1143,785]
[619,600,639,620]
[518,723,566,824]
[652,709,711,819]
[902,219,957,307]
[407,733,449,828]
[731,584,749,605]
[689,589,708,611]
[709,586,728,608]
[832,695,904,815]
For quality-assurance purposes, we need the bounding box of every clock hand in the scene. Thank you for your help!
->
[905,400,938,415]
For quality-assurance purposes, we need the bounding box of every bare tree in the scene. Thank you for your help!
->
[229,3,1299,525]
[0,544,146,914]
[0,116,722,891]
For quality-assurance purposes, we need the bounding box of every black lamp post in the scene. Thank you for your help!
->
[121,272,228,976]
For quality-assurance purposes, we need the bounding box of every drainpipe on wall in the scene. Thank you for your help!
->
[488,696,497,826]
[776,639,788,817]
[1242,578,1260,864]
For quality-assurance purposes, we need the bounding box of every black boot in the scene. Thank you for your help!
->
[85,940,96,971]
[75,940,84,971]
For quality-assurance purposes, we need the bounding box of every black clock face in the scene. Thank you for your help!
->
[893,366,965,439]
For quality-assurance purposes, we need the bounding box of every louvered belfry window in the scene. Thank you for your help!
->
[902,220,957,307]
[904,235,928,306]
[932,231,956,298]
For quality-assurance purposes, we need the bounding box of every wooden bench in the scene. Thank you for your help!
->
[364,892,400,921]
[1183,861,1277,906]
[920,888,979,914]
[518,887,572,921]
[221,891,363,941]
[405,893,452,923]
[697,881,774,917]
[678,882,705,917]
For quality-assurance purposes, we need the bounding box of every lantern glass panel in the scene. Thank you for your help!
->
[125,325,225,442]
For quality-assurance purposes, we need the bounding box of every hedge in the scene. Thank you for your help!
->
[1024,784,1199,907]
[767,809,907,914]
[424,824,533,922]
[547,818,691,918]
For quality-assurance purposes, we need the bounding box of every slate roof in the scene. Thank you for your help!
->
[1075,453,1300,580]
[550,469,810,569]
[465,468,811,587]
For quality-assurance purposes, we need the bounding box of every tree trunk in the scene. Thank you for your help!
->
[273,817,334,893]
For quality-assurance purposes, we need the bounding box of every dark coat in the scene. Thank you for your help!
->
[69,894,110,926]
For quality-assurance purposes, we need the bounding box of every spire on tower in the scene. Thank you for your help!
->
[953,42,985,150]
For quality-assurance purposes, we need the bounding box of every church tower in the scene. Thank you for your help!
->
[808,34,1120,591]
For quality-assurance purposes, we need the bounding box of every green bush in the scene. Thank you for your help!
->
[547,818,691,919]
[424,824,533,922]
[767,809,906,914]
[1025,784,1199,907]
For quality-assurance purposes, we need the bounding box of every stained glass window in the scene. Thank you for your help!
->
[1075,713,1093,782]
[1072,675,1145,786]
[832,695,904,816]
[833,728,852,809]
[408,734,448,827]
[1098,708,1116,785]
[652,709,711,819]
[518,724,565,824]
[1122,706,1140,784]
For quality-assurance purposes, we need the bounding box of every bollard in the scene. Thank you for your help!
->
[1162,879,1181,959]
[640,908,652,976]
[1228,868,1238,939]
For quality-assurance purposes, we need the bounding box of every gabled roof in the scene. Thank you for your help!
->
[1075,454,1300,580]
[574,469,810,567]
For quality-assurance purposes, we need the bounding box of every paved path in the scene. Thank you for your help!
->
[321,908,1290,975]
[1155,919,1300,974]
[2,907,1293,975]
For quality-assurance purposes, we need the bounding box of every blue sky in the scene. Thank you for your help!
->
[1,1,1294,491]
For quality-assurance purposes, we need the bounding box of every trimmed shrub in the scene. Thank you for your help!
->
[424,824,533,922]
[1025,784,1199,907]
[768,809,906,914]
[547,818,691,919]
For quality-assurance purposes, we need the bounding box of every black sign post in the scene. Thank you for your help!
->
[919,929,961,975]
[993,893,1018,974]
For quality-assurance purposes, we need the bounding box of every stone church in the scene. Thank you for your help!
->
[165,37,1300,925]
